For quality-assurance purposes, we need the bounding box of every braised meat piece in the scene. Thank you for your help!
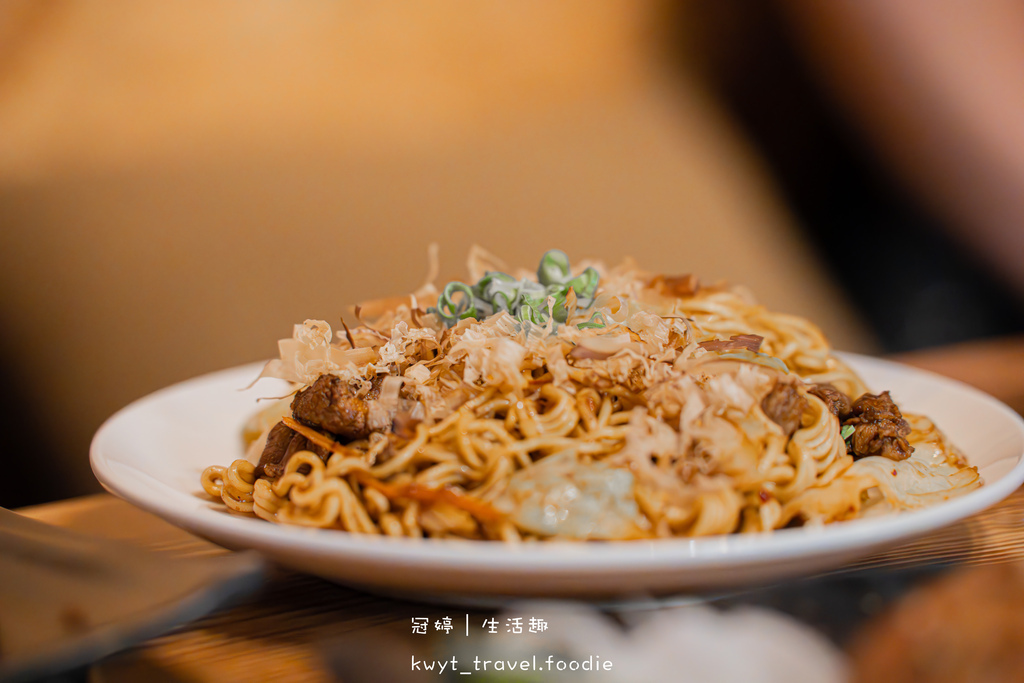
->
[762,381,808,437]
[698,334,764,353]
[291,374,371,440]
[648,273,700,298]
[808,383,853,419]
[255,421,294,477]
[843,391,913,461]
[255,421,330,477]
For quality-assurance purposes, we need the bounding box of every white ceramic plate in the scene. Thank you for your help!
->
[91,354,1024,602]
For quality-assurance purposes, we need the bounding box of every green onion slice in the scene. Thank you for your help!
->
[427,250,604,329]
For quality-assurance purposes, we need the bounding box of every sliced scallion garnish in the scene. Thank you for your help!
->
[427,250,603,329]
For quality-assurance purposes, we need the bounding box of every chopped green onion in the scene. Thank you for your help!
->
[840,424,855,440]
[437,282,476,320]
[576,311,607,329]
[537,249,571,286]
[426,250,604,329]
[566,266,600,299]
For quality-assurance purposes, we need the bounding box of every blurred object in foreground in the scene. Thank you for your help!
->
[444,602,847,683]
[0,506,264,682]
[849,562,1024,683]
[322,601,847,683]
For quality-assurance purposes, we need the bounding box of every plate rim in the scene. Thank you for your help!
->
[90,353,1024,575]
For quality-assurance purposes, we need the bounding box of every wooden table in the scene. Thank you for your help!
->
[17,336,1024,682]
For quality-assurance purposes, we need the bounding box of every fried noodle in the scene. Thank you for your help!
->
[200,251,980,540]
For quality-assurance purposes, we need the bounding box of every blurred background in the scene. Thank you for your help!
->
[1,0,1022,507]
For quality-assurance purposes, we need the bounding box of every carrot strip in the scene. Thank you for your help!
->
[351,471,503,524]
[282,416,362,458]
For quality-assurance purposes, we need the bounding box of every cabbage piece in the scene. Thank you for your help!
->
[495,450,649,539]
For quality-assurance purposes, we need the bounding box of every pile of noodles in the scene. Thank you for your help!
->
[201,248,981,541]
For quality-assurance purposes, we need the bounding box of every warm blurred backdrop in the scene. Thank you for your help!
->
[1,0,1021,507]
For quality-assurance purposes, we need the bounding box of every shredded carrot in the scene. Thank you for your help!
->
[351,471,503,523]
[282,416,362,458]
[281,417,502,523]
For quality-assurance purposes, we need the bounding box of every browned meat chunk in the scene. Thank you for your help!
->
[255,421,329,477]
[291,374,371,440]
[698,334,765,353]
[843,391,913,461]
[649,273,700,298]
[808,383,853,419]
[255,421,294,477]
[762,382,808,437]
